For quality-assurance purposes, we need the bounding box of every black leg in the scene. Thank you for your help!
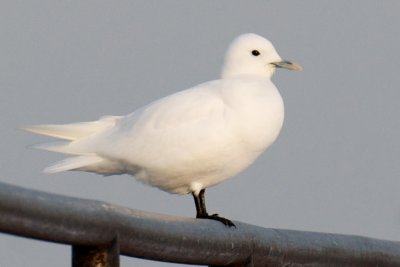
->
[192,189,236,227]
[193,189,207,217]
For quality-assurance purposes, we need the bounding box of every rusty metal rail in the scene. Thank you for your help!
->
[0,181,400,266]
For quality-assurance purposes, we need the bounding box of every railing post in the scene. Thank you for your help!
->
[72,237,119,267]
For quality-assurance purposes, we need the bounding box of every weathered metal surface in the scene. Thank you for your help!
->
[0,181,399,266]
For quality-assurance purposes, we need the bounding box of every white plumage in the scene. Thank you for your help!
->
[24,33,301,225]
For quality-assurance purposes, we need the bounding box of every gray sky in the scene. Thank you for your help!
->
[1,1,400,266]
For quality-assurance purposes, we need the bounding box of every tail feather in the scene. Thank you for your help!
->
[22,116,122,141]
[23,116,123,174]
[33,141,76,155]
[44,155,104,173]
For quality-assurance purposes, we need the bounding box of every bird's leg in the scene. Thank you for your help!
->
[192,189,236,227]
[193,189,207,217]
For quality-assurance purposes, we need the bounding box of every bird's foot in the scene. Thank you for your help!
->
[197,213,236,227]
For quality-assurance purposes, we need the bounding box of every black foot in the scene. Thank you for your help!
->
[197,213,236,227]
[192,189,236,227]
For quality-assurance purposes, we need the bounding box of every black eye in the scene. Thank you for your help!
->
[251,50,260,56]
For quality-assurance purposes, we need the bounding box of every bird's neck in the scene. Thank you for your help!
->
[221,64,275,79]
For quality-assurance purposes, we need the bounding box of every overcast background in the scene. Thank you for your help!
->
[1,1,400,266]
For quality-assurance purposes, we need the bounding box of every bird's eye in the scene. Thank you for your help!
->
[251,50,260,56]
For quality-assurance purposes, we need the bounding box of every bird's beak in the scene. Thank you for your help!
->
[272,60,303,71]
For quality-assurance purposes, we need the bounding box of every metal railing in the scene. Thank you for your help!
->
[0,181,400,267]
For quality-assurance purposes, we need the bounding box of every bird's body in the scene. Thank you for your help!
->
[24,33,301,226]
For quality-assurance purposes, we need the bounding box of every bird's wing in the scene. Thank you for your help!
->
[99,80,236,165]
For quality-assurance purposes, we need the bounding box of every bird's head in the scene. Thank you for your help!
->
[221,33,302,79]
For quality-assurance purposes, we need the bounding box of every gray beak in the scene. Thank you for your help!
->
[272,60,303,71]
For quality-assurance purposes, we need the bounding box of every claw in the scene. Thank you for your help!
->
[198,213,236,228]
